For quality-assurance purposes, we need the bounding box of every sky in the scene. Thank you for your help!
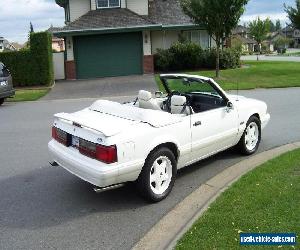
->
[0,0,296,44]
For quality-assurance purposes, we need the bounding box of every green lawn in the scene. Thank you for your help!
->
[176,149,300,250]
[156,61,300,91]
[8,88,49,102]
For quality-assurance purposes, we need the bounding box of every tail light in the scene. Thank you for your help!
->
[52,127,70,146]
[79,138,117,164]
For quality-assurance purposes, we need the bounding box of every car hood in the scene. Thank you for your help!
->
[55,100,182,137]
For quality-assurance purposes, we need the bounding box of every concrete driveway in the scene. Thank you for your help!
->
[1,88,300,249]
[44,74,158,100]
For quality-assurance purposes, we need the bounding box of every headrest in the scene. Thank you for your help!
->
[171,95,187,106]
[138,90,152,101]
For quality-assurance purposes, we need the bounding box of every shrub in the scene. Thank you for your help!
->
[154,42,241,72]
[0,32,53,87]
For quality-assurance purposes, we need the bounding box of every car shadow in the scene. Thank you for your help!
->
[0,165,148,230]
[0,147,245,230]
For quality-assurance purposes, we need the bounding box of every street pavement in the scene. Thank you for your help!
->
[241,55,300,62]
[0,88,300,249]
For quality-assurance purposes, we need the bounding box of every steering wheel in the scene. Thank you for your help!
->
[165,91,181,112]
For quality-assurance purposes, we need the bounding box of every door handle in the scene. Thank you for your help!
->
[193,121,202,127]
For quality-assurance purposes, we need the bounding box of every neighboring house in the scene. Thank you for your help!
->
[0,37,17,52]
[48,26,65,52]
[10,42,24,51]
[278,25,300,48]
[230,25,256,52]
[54,0,214,80]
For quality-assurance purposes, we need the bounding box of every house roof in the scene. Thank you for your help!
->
[54,0,199,36]
[233,34,256,44]
[148,0,193,26]
[232,25,249,35]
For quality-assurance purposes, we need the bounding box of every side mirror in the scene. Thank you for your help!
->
[155,91,164,98]
[226,101,234,112]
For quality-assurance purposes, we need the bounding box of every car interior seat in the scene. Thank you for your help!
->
[170,95,192,115]
[138,90,162,110]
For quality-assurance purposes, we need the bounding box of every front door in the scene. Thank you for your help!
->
[191,106,239,161]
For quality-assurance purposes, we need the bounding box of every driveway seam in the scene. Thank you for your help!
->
[132,142,300,250]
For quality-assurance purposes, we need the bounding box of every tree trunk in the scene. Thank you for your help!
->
[257,43,261,61]
[216,42,220,78]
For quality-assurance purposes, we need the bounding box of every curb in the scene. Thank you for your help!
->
[132,142,300,250]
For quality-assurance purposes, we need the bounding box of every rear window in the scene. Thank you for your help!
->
[0,63,10,77]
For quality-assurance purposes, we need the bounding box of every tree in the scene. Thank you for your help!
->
[267,20,276,32]
[275,19,282,31]
[30,22,34,33]
[249,17,270,59]
[181,0,249,78]
[285,0,300,29]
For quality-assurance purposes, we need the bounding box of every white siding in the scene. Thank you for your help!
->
[66,37,74,61]
[143,30,151,55]
[127,0,148,15]
[91,0,96,10]
[151,31,181,54]
[70,0,90,22]
[121,0,126,8]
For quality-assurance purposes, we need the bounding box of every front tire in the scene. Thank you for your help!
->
[238,116,261,155]
[137,147,177,202]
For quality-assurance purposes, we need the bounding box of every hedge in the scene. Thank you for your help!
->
[0,32,54,87]
[154,42,241,72]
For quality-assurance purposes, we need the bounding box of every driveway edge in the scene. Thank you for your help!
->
[132,142,300,250]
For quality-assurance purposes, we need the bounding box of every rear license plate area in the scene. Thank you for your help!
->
[72,136,79,148]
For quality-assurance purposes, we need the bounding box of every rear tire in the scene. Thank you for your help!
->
[0,98,4,106]
[237,116,261,155]
[137,147,177,202]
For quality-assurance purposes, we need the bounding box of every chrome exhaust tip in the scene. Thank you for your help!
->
[49,161,59,167]
[93,183,125,193]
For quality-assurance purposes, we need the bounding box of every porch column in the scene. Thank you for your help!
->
[65,36,76,80]
[143,30,154,74]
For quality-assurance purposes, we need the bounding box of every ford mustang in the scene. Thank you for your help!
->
[48,74,270,202]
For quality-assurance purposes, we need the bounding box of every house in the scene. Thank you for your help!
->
[230,25,256,52]
[279,25,300,48]
[54,0,214,80]
[48,26,65,52]
[0,37,17,52]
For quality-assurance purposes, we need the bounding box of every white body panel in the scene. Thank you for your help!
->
[48,75,270,188]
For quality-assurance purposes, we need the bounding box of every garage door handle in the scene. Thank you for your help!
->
[193,121,202,127]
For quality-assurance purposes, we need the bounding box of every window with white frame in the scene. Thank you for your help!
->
[183,30,210,49]
[97,0,120,8]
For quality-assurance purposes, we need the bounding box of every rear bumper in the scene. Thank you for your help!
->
[0,89,15,99]
[48,140,143,187]
[261,113,270,129]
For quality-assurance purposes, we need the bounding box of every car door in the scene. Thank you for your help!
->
[190,105,239,161]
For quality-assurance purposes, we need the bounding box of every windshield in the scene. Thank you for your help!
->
[163,77,221,97]
[0,63,10,78]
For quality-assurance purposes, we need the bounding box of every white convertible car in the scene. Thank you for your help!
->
[48,74,270,202]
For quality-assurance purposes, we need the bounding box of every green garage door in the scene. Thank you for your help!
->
[74,32,143,79]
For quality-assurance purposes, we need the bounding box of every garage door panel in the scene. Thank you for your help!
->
[74,32,143,79]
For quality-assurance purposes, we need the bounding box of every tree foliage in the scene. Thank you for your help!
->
[249,17,270,54]
[275,19,282,31]
[180,0,248,77]
[285,0,300,29]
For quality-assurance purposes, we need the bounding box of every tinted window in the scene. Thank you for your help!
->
[0,63,10,77]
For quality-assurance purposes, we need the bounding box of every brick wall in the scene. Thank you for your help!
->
[65,60,76,80]
[143,55,154,74]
